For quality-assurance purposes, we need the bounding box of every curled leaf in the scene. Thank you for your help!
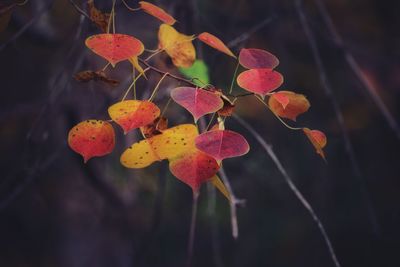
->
[198,32,236,58]
[237,68,283,96]
[86,34,144,67]
[268,91,310,121]
[108,100,160,134]
[171,87,223,121]
[87,0,110,32]
[158,24,196,68]
[195,130,250,161]
[217,97,235,117]
[68,120,115,163]
[239,48,279,69]
[139,1,176,25]
[303,128,327,160]
[74,70,119,86]
[141,116,168,138]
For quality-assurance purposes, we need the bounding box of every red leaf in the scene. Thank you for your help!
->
[198,32,236,58]
[239,48,279,69]
[268,91,310,121]
[108,100,160,134]
[303,128,327,160]
[195,130,250,161]
[171,87,223,121]
[236,68,283,96]
[139,1,176,25]
[85,34,144,67]
[68,120,115,163]
[169,150,220,192]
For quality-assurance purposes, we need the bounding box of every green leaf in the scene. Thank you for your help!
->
[179,59,210,87]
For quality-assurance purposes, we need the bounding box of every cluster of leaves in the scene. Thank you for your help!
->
[68,1,327,198]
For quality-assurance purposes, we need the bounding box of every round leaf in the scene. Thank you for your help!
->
[239,48,279,69]
[268,91,310,121]
[171,87,223,121]
[108,100,160,134]
[85,34,144,66]
[237,68,283,96]
[68,120,115,163]
[195,130,250,161]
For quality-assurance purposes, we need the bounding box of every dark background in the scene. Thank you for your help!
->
[0,0,399,266]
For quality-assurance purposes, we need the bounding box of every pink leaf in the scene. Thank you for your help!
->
[236,68,283,96]
[171,87,223,121]
[195,130,250,161]
[239,48,279,69]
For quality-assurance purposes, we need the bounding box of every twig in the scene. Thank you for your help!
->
[186,191,199,267]
[219,167,245,239]
[67,0,90,19]
[295,0,380,235]
[313,0,400,140]
[233,114,341,267]
[227,15,277,48]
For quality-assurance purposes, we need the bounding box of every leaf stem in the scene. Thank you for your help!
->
[186,191,199,267]
[121,68,149,101]
[228,61,240,94]
[149,72,168,102]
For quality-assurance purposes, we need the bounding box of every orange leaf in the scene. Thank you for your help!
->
[85,34,144,67]
[236,68,283,96]
[139,1,176,25]
[108,100,160,134]
[158,24,196,68]
[268,91,310,121]
[198,32,236,58]
[68,120,115,163]
[303,128,327,160]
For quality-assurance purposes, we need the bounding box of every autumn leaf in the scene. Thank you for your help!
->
[139,1,176,25]
[237,68,283,96]
[108,100,160,134]
[239,48,279,69]
[171,87,223,121]
[195,130,250,161]
[217,97,235,117]
[128,56,147,78]
[198,32,236,58]
[158,24,196,68]
[303,128,327,160]
[179,59,210,87]
[68,120,115,163]
[210,175,231,201]
[121,124,219,192]
[87,0,110,32]
[74,70,119,86]
[86,34,144,67]
[141,116,168,138]
[268,91,310,121]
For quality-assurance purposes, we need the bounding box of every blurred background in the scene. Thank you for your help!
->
[1,0,399,266]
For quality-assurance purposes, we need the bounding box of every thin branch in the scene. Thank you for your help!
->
[227,15,277,48]
[295,0,380,235]
[233,114,341,267]
[218,167,245,239]
[67,0,90,19]
[186,191,199,267]
[313,0,400,140]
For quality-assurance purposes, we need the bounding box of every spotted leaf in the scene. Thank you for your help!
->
[195,130,250,161]
[68,120,115,163]
[108,100,160,134]
[237,68,283,96]
[171,87,223,121]
[85,34,144,67]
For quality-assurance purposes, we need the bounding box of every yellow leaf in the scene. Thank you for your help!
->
[158,24,196,68]
[129,57,147,79]
[211,175,231,201]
